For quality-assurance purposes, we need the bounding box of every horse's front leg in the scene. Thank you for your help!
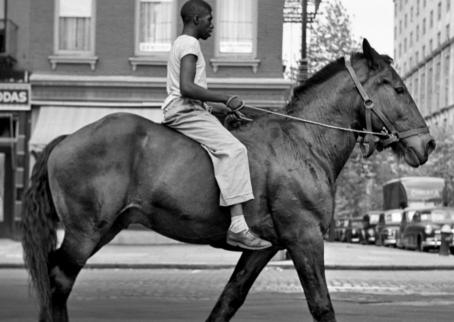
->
[206,247,278,322]
[285,223,336,322]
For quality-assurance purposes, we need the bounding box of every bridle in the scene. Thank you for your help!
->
[238,55,429,158]
[344,55,429,156]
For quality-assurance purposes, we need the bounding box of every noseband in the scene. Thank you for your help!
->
[344,55,429,157]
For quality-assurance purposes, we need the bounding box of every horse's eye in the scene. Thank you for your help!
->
[394,86,405,94]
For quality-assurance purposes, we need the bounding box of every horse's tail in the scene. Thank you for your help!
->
[21,135,67,320]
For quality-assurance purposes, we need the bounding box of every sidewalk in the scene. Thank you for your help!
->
[3,232,454,270]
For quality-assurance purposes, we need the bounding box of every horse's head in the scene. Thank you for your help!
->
[351,39,435,167]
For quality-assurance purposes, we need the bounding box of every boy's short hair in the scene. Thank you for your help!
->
[181,0,212,23]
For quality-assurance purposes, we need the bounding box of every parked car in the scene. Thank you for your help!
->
[401,207,454,252]
[334,218,348,242]
[345,218,363,243]
[360,211,382,244]
[396,207,422,248]
[375,209,403,246]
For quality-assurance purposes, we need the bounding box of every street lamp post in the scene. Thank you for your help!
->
[283,0,321,85]
[297,0,308,84]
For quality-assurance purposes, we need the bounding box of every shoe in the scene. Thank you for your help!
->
[226,229,272,250]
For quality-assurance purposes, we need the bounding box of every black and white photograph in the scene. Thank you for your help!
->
[1,0,454,321]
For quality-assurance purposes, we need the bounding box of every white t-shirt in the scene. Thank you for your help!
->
[162,35,208,109]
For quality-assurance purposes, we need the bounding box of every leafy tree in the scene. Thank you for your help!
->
[307,0,359,75]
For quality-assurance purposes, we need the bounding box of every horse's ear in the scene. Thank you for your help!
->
[362,38,382,70]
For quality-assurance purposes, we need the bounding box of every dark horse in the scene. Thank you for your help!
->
[22,40,435,322]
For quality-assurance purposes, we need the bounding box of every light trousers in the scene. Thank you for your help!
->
[162,98,254,206]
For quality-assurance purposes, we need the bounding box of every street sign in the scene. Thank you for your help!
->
[0,83,31,111]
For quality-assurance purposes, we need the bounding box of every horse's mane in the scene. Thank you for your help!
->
[286,53,393,114]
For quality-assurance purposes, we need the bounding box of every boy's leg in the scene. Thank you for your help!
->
[164,107,271,249]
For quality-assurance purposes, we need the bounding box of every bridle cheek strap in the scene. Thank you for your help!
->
[344,55,429,157]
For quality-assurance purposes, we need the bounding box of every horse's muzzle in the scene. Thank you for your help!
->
[402,133,436,167]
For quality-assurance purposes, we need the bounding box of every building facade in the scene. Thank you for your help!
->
[28,0,291,149]
[0,0,293,237]
[394,0,454,128]
[0,0,30,238]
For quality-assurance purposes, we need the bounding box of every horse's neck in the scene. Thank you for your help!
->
[286,75,361,178]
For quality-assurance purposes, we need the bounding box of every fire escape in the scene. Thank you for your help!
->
[284,0,322,83]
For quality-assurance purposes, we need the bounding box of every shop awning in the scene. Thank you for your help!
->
[29,106,163,151]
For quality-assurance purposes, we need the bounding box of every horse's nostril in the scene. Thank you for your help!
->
[427,138,436,155]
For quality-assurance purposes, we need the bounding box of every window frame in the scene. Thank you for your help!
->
[214,0,258,59]
[133,0,177,58]
[53,0,96,56]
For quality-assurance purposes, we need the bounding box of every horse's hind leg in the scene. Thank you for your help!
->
[45,212,125,321]
[44,223,109,322]
[206,247,278,322]
[286,226,336,322]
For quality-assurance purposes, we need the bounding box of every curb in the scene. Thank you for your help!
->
[4,262,454,270]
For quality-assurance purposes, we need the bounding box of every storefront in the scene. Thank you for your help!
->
[0,82,30,238]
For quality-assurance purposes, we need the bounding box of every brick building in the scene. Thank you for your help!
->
[0,0,292,237]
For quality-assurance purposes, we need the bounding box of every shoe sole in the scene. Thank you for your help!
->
[226,239,272,250]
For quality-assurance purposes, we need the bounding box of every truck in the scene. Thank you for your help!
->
[382,176,446,210]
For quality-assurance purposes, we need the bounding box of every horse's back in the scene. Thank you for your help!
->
[47,112,229,244]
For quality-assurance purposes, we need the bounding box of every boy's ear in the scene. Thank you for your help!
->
[193,15,200,25]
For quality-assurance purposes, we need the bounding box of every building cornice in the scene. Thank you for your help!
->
[30,74,293,89]
[403,37,454,80]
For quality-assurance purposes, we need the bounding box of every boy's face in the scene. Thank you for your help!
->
[197,10,214,40]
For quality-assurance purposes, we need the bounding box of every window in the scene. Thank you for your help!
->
[447,24,450,40]
[438,2,442,20]
[423,18,426,34]
[135,0,176,55]
[416,51,419,63]
[410,31,413,47]
[437,32,441,46]
[435,57,441,109]
[429,38,433,51]
[399,43,402,57]
[416,25,420,40]
[411,7,414,22]
[55,0,95,54]
[404,14,407,28]
[414,76,419,104]
[216,0,257,56]
[420,69,426,112]
[0,0,4,53]
[444,51,450,106]
[448,0,451,11]
[417,0,420,15]
[430,10,433,28]
[422,45,426,57]
[427,63,433,113]
[404,38,407,51]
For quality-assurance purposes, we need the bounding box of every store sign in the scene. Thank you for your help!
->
[0,83,31,111]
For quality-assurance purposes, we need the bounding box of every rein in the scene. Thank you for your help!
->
[238,55,429,157]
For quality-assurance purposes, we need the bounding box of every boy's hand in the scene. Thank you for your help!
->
[226,95,244,111]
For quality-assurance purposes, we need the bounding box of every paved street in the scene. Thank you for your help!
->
[2,268,454,321]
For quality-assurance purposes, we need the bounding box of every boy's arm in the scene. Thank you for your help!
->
[180,54,242,111]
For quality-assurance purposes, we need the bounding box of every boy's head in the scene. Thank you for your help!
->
[181,0,213,39]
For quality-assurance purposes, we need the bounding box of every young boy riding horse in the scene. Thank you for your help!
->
[162,0,271,250]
